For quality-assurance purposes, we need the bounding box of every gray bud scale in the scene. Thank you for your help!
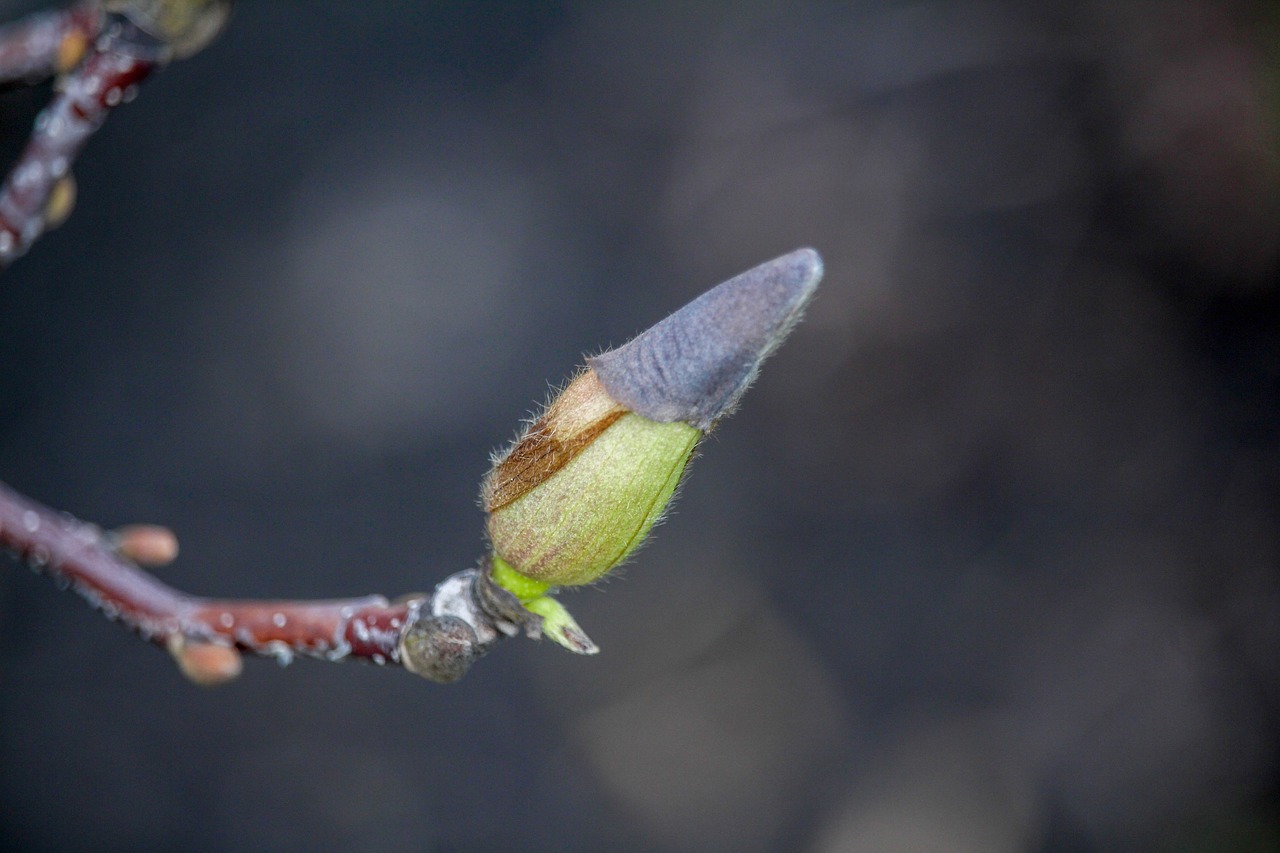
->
[588,248,823,430]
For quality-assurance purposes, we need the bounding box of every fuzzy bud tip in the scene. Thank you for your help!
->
[589,248,823,430]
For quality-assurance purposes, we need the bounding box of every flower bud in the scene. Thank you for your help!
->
[482,248,823,649]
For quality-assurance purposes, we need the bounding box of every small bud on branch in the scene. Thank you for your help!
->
[111,523,179,566]
[167,634,242,686]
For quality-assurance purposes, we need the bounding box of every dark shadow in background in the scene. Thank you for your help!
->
[1,1,1278,851]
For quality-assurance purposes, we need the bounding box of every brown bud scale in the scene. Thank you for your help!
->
[483,369,625,512]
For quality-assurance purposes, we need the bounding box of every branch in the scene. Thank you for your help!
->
[0,478,537,684]
[2,249,824,686]
[0,2,99,85]
[0,1,231,270]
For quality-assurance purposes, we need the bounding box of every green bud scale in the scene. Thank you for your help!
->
[485,374,700,587]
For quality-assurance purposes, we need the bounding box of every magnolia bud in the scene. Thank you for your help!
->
[482,248,823,650]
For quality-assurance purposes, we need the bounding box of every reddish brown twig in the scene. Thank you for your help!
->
[0,8,162,267]
[0,478,536,683]
[0,1,234,270]
[0,2,100,85]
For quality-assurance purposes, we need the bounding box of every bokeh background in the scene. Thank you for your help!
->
[2,1,1279,850]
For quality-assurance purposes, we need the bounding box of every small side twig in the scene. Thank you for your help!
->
[0,478,537,684]
[0,2,99,85]
[0,1,233,270]
[0,8,157,267]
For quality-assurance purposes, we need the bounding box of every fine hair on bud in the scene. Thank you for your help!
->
[483,369,627,514]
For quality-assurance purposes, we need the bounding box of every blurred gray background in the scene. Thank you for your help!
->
[2,1,1279,850]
